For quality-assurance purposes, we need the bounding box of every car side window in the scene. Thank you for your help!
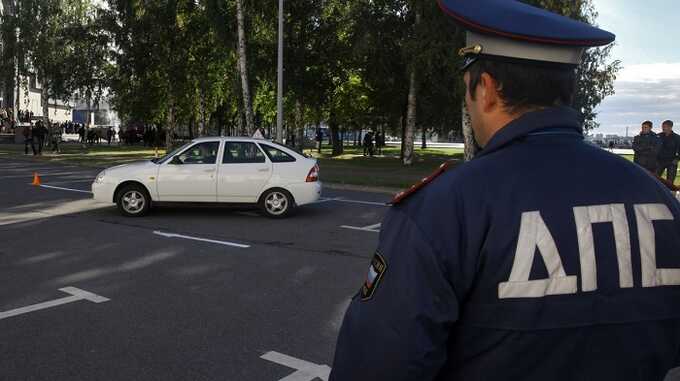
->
[223,142,266,164]
[176,142,220,165]
[259,144,296,163]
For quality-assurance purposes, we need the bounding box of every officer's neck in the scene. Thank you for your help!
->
[477,107,536,148]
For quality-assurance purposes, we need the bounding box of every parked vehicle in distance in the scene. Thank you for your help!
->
[92,137,321,218]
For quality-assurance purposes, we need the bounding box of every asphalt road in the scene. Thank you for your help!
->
[0,156,391,381]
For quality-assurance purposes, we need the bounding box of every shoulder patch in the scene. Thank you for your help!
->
[390,160,457,205]
[360,252,388,301]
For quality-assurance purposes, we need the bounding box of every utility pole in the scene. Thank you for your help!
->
[276,0,284,143]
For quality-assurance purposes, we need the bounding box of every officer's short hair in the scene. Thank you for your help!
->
[662,120,674,127]
[466,60,576,114]
[642,121,653,127]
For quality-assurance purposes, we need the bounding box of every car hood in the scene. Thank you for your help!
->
[105,160,158,175]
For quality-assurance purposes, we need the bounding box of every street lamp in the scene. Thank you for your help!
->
[276,0,284,143]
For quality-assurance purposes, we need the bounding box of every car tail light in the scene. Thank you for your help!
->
[306,164,319,182]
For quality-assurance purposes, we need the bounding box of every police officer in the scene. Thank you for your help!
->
[657,120,680,183]
[330,1,680,380]
[633,120,661,173]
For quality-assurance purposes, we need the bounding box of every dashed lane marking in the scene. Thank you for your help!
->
[332,198,388,207]
[340,223,381,233]
[261,351,331,381]
[0,287,109,320]
[309,197,342,205]
[153,230,251,248]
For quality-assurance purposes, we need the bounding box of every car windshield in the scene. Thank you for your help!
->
[153,142,194,164]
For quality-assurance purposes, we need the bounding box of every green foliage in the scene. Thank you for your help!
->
[1,0,620,140]
[520,0,621,130]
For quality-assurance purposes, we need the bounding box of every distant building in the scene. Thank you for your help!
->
[585,132,634,148]
[71,98,119,127]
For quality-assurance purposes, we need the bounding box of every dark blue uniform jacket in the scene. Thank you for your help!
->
[330,107,680,381]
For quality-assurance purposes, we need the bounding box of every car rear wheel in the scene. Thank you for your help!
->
[260,188,294,218]
[116,184,151,217]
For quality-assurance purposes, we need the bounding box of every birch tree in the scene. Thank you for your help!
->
[235,0,254,135]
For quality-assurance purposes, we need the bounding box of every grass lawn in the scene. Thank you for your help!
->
[1,142,676,190]
[307,145,463,189]
[0,143,163,168]
[621,154,679,186]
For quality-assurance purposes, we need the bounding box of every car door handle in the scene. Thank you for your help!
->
[204,169,216,173]
[258,168,270,172]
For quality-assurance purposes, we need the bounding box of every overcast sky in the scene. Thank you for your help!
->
[592,0,679,136]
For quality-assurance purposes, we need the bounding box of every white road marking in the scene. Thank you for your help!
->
[309,197,342,205]
[0,199,108,226]
[340,223,381,233]
[0,287,109,320]
[48,179,96,185]
[261,351,331,381]
[153,231,251,248]
[333,198,388,207]
[39,184,93,194]
[4,171,94,179]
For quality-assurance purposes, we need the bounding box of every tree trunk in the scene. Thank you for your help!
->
[235,0,255,135]
[403,69,417,165]
[237,109,244,136]
[462,102,478,161]
[295,99,304,150]
[329,111,342,156]
[316,120,321,154]
[399,115,405,160]
[41,83,49,126]
[166,101,176,151]
[421,128,427,149]
[198,90,207,136]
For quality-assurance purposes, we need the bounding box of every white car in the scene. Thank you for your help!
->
[92,137,321,218]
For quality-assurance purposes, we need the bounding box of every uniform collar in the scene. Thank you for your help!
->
[477,106,582,158]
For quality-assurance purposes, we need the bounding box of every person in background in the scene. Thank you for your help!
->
[23,123,34,155]
[50,122,62,153]
[632,120,660,173]
[362,130,374,157]
[657,120,680,184]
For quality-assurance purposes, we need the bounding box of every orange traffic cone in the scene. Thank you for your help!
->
[31,172,42,186]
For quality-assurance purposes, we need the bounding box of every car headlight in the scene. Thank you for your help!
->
[94,171,107,184]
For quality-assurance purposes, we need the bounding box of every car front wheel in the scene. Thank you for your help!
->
[260,188,294,218]
[116,184,151,217]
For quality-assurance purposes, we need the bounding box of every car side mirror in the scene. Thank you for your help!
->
[170,156,183,165]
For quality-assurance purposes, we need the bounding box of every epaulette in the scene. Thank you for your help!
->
[390,160,458,205]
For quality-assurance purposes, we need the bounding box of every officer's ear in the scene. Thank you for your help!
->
[479,72,501,113]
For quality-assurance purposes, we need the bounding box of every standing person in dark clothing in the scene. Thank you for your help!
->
[657,120,680,183]
[23,123,34,155]
[375,130,384,155]
[362,131,374,157]
[632,120,660,172]
[316,128,323,153]
[107,127,114,145]
[77,124,84,143]
[31,120,44,155]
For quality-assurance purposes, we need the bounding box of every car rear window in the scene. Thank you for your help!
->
[259,144,296,163]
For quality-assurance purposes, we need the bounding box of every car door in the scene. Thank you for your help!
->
[217,141,272,203]
[157,141,221,202]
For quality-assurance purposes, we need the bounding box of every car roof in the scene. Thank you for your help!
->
[192,136,272,143]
